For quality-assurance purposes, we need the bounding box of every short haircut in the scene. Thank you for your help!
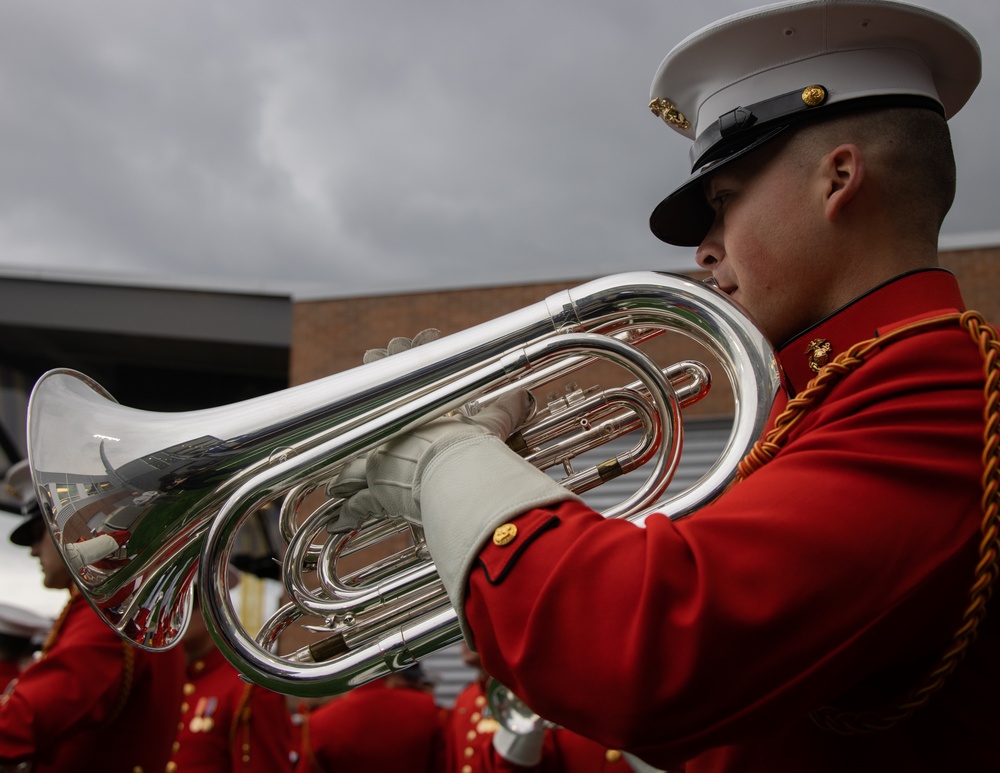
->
[789,107,957,238]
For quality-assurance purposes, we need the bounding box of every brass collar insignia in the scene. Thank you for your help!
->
[805,338,832,373]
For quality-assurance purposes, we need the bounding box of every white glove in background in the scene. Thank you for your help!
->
[492,723,546,767]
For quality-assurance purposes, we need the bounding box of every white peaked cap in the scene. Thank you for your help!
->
[647,0,981,246]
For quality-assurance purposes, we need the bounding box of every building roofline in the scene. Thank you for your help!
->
[0,262,295,300]
[1,229,997,303]
[939,230,1000,252]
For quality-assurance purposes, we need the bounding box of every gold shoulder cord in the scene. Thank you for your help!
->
[105,643,135,726]
[39,592,76,656]
[231,683,254,768]
[300,705,320,772]
[735,311,1000,734]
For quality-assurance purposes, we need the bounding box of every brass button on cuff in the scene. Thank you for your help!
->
[493,523,518,546]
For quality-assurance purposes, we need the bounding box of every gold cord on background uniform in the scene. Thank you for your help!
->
[231,683,254,768]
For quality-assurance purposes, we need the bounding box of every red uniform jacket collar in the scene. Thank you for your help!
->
[776,268,965,396]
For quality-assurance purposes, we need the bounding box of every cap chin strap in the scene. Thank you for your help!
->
[689,92,944,172]
[690,85,828,169]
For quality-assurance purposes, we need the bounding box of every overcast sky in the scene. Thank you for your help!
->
[0,0,998,614]
[0,0,997,301]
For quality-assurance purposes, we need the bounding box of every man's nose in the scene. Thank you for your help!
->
[695,222,722,269]
[695,242,720,269]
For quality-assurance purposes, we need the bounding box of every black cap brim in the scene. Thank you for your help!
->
[9,511,43,547]
[649,125,789,246]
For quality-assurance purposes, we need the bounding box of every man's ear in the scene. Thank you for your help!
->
[823,143,865,222]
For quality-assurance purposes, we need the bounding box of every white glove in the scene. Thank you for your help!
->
[325,454,379,534]
[325,328,442,534]
[362,328,440,363]
[489,680,550,767]
[492,723,546,767]
[329,389,580,627]
[329,389,534,526]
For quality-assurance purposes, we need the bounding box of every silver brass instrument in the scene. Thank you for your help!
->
[26,271,779,697]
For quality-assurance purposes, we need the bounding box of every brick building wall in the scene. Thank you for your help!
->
[291,278,596,383]
[939,248,1000,322]
[290,269,740,418]
[290,244,1000,417]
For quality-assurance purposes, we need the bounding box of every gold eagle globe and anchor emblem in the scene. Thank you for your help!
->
[805,338,833,373]
[649,97,691,130]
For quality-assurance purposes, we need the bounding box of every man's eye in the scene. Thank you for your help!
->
[710,192,731,210]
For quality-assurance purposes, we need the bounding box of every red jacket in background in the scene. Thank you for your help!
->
[168,645,294,772]
[297,676,445,773]
[0,592,186,772]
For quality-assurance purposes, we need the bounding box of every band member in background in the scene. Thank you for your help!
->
[452,647,667,773]
[0,602,51,691]
[0,460,186,773]
[167,579,294,773]
[331,1,998,770]
[296,663,445,773]
[446,645,500,773]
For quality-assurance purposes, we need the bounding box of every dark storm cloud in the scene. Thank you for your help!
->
[0,0,995,297]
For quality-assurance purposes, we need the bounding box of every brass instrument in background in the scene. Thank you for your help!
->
[26,271,778,698]
[487,677,556,735]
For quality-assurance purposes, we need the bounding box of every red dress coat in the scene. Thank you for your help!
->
[446,678,500,773]
[297,677,446,773]
[464,269,999,772]
[167,646,294,773]
[0,591,186,772]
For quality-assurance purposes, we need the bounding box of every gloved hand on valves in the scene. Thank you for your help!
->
[327,387,580,613]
